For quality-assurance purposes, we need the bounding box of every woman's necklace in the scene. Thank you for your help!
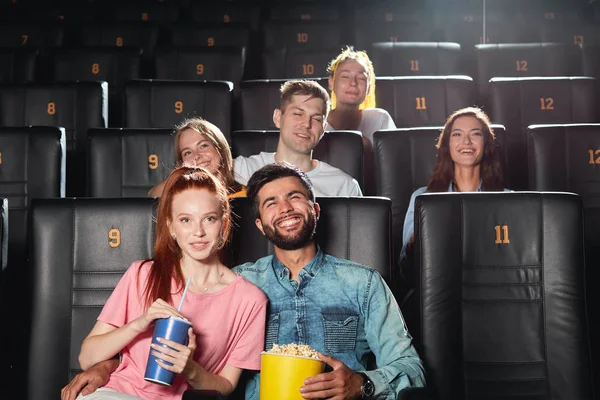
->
[199,270,225,292]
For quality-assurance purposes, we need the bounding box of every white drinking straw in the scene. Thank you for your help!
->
[177,276,192,312]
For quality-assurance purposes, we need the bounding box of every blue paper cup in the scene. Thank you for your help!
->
[144,316,193,386]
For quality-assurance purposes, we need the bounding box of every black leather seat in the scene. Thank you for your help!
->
[263,21,342,50]
[27,198,157,400]
[189,3,261,31]
[124,80,233,142]
[576,44,600,83]
[239,78,327,130]
[411,192,593,399]
[489,76,598,190]
[80,23,159,57]
[171,24,250,48]
[370,42,462,77]
[112,2,179,23]
[52,46,142,127]
[0,82,108,196]
[155,46,246,87]
[0,22,64,46]
[87,128,175,197]
[0,48,38,83]
[268,3,341,21]
[475,43,570,101]
[230,196,392,281]
[231,130,364,188]
[262,47,339,79]
[0,126,65,396]
[376,76,475,128]
[527,123,600,391]
[373,125,507,267]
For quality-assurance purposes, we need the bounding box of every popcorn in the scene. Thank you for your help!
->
[267,343,319,360]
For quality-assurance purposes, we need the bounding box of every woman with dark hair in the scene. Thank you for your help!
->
[148,118,245,198]
[75,167,267,400]
[401,107,506,257]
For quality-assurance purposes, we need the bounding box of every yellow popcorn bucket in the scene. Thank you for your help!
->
[259,352,325,400]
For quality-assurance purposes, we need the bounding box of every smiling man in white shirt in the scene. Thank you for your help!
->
[233,80,363,197]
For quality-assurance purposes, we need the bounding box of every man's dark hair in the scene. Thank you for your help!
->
[246,162,316,218]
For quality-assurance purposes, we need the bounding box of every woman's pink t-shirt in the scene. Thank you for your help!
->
[97,260,267,400]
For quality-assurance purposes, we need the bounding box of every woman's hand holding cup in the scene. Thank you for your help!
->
[132,299,185,333]
[151,327,198,380]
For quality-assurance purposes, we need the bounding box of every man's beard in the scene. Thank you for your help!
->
[262,209,317,250]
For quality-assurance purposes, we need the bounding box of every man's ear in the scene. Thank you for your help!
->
[255,218,266,236]
[313,202,321,221]
[273,108,282,129]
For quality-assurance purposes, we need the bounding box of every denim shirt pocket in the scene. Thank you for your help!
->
[322,313,359,353]
[265,313,280,351]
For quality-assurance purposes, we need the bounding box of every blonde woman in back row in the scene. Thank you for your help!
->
[325,47,396,194]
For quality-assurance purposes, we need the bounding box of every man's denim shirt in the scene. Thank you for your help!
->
[233,247,425,399]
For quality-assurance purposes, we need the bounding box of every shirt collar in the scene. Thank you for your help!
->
[448,180,482,192]
[271,246,326,280]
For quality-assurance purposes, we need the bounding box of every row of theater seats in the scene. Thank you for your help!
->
[4,122,600,302]
[1,192,595,398]
[0,76,597,193]
[2,42,600,92]
[1,0,598,49]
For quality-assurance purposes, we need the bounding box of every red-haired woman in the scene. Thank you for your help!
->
[74,167,267,400]
[401,107,507,259]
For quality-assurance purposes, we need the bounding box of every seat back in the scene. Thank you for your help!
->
[80,23,159,56]
[155,46,246,86]
[475,43,570,101]
[263,21,342,50]
[230,197,392,281]
[370,42,462,77]
[88,128,175,197]
[0,127,65,393]
[262,47,338,79]
[0,82,108,196]
[376,76,475,128]
[528,123,600,389]
[413,192,593,399]
[0,48,38,83]
[52,46,142,127]
[27,198,157,400]
[171,24,251,48]
[124,80,233,142]
[231,130,364,187]
[374,126,507,263]
[0,23,63,46]
[489,76,597,189]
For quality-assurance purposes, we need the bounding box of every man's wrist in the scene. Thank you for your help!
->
[357,372,375,399]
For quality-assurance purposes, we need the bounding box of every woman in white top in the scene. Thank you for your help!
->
[326,47,396,194]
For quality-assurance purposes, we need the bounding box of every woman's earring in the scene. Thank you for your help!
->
[172,234,177,241]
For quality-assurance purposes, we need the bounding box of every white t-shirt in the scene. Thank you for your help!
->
[233,152,363,197]
[326,108,396,144]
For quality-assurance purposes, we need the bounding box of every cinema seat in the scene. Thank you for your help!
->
[411,192,593,399]
[370,42,462,77]
[376,76,475,128]
[124,80,233,142]
[88,128,175,197]
[0,81,108,196]
[0,126,64,396]
[489,76,597,189]
[0,48,38,83]
[27,198,157,400]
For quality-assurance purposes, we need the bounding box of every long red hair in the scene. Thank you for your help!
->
[141,166,231,308]
[427,107,504,192]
